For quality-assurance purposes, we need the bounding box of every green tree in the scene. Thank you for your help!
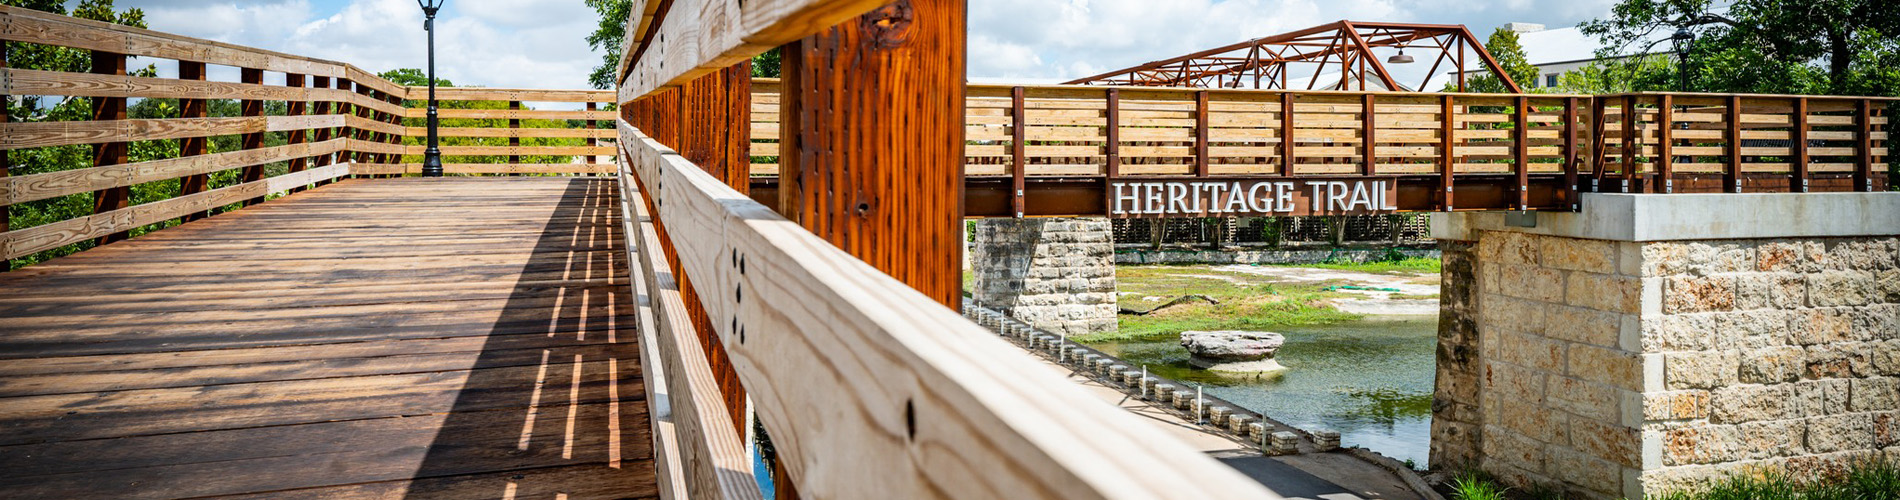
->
[1580,0,1900,95]
[5,0,171,269]
[1446,28,1539,93]
[585,0,783,88]
[379,69,589,166]
[1554,55,1677,94]
[585,0,632,90]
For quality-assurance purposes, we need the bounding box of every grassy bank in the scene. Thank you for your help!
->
[1446,458,1900,500]
[1080,265,1364,342]
[1291,256,1441,274]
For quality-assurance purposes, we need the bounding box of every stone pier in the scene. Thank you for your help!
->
[970,218,1118,335]
[1429,193,1900,499]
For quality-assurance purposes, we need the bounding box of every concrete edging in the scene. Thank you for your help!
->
[1432,192,1900,242]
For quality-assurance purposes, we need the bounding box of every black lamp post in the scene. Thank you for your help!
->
[418,0,445,177]
[1670,26,1695,92]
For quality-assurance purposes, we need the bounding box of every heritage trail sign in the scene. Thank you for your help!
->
[1107,177,1401,218]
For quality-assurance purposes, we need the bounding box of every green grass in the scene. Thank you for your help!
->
[1076,265,1362,342]
[1286,256,1442,274]
[1651,458,1900,500]
[1439,458,1900,500]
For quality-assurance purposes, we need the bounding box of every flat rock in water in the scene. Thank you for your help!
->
[1180,330,1285,362]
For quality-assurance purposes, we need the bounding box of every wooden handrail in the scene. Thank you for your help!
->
[619,121,1279,499]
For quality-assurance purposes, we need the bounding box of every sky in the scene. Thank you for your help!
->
[108,0,1627,91]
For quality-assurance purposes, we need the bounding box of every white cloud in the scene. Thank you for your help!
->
[969,0,1624,86]
[126,0,605,99]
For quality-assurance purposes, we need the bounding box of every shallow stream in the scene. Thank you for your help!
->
[1086,316,1438,465]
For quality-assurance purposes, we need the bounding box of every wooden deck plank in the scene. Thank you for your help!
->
[0,177,656,499]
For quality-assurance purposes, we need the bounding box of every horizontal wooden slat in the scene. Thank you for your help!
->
[404,126,617,139]
[352,163,617,175]
[3,115,344,150]
[3,175,266,259]
[419,88,617,103]
[2,139,346,206]
[421,145,616,157]
[404,108,616,120]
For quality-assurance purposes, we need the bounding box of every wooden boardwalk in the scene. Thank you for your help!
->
[0,178,656,499]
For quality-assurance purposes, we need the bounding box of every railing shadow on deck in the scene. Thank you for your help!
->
[403,178,657,499]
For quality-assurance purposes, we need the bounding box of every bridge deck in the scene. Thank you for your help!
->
[0,178,655,499]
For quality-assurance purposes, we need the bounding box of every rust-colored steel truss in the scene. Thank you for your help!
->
[1064,20,1523,93]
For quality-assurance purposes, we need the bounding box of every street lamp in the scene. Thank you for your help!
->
[418,0,445,177]
[1670,26,1695,91]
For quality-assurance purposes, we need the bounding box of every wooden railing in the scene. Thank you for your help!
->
[0,5,614,263]
[751,79,1891,199]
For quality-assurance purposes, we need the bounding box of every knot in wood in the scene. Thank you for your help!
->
[862,1,915,49]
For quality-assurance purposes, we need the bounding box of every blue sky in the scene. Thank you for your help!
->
[113,0,1628,91]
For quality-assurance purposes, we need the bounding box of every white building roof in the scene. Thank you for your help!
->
[1453,23,1671,74]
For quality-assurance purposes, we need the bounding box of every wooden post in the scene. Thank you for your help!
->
[1857,99,1875,192]
[1620,95,1635,192]
[1514,95,1529,210]
[1725,95,1742,193]
[1105,88,1120,178]
[1439,94,1455,210]
[1361,93,1376,176]
[308,76,336,190]
[349,81,372,174]
[286,73,309,186]
[383,91,403,173]
[1563,97,1579,210]
[91,50,131,244]
[1195,90,1210,177]
[1280,92,1295,176]
[1,42,9,249]
[1010,86,1026,217]
[1792,97,1809,193]
[586,101,599,174]
[176,61,211,216]
[509,100,522,171]
[1657,95,1673,193]
[778,0,966,308]
[676,62,751,191]
[1588,97,1608,192]
[238,68,266,204]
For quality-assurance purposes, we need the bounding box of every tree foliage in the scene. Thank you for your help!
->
[1579,0,1900,95]
[1445,28,1539,93]
[379,69,590,166]
[585,0,785,88]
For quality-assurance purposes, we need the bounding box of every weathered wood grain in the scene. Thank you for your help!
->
[622,123,1276,499]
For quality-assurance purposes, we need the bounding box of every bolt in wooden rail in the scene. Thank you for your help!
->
[89,50,131,245]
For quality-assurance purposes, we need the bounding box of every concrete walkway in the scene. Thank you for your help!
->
[1027,358,1426,500]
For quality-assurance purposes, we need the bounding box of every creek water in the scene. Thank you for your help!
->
[1086,316,1438,465]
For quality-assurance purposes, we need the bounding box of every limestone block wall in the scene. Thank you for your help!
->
[1638,237,1899,494]
[1430,194,1900,500]
[971,218,1117,335]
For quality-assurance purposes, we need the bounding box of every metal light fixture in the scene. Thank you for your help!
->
[1670,26,1695,91]
[418,0,446,177]
[1387,47,1414,64]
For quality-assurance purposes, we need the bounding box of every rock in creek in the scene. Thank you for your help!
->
[1181,330,1288,374]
